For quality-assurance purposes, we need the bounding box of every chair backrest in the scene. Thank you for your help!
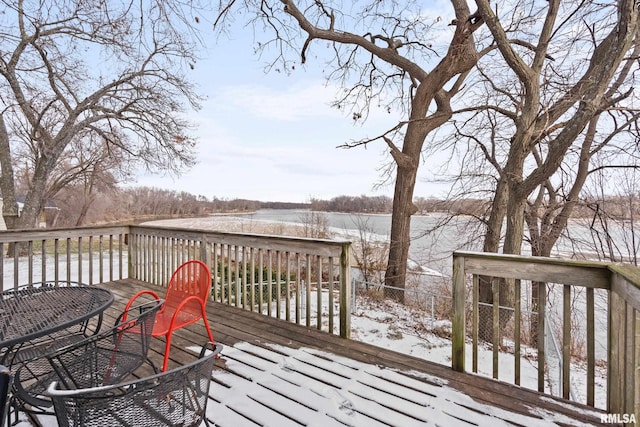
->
[46,299,163,391]
[164,260,212,318]
[0,365,11,427]
[48,342,222,427]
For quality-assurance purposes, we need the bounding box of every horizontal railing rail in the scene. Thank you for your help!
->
[0,226,129,291]
[452,250,639,417]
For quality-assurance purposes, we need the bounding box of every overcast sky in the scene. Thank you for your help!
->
[132,8,453,203]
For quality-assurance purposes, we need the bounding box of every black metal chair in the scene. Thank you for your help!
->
[11,299,163,420]
[0,365,11,427]
[48,342,222,427]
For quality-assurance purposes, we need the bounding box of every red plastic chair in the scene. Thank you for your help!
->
[123,260,215,371]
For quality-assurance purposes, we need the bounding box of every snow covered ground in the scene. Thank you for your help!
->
[345,294,608,410]
[200,341,604,427]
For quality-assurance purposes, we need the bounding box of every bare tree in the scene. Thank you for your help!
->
[472,0,639,257]
[429,0,639,341]
[570,163,640,265]
[50,132,131,226]
[0,0,203,230]
[213,0,486,301]
[525,108,640,260]
[300,211,331,239]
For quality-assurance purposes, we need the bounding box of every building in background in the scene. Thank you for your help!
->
[0,197,60,230]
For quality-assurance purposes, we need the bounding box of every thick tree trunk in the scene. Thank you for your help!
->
[19,168,48,229]
[477,173,507,340]
[382,3,483,302]
[0,116,19,232]
[503,189,526,256]
[279,1,485,304]
[0,116,26,256]
[479,165,529,341]
[474,0,639,345]
[483,176,509,253]
[384,160,418,302]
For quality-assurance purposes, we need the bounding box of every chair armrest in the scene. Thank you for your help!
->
[199,342,223,358]
[47,299,163,389]
[47,341,222,400]
[13,365,53,408]
[123,290,162,320]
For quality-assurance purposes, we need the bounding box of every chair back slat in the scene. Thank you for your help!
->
[164,260,211,321]
[164,260,211,311]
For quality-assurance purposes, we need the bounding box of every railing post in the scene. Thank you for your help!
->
[629,310,640,421]
[200,233,210,265]
[608,269,640,418]
[0,242,4,291]
[127,228,136,280]
[339,241,351,339]
[452,253,466,372]
[608,289,624,414]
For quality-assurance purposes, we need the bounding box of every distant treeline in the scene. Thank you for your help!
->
[216,200,310,211]
[309,195,392,213]
[53,187,490,227]
[50,185,640,227]
[275,195,639,219]
[52,186,311,227]
[217,195,489,216]
[309,195,488,215]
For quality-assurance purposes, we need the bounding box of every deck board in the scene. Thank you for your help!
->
[99,279,610,426]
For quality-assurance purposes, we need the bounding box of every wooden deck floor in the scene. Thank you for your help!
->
[96,279,609,426]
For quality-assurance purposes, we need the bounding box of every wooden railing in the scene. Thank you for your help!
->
[452,250,639,417]
[0,226,129,289]
[127,225,352,338]
[0,224,352,339]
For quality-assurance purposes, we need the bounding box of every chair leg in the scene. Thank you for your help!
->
[147,357,159,374]
[201,308,215,343]
[10,392,20,426]
[11,397,18,426]
[200,311,219,360]
[162,334,173,372]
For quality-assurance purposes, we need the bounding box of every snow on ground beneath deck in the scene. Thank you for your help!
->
[354,297,607,405]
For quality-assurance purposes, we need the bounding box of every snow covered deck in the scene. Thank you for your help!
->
[100,278,608,427]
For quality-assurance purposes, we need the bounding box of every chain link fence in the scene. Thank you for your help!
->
[544,311,578,401]
[352,279,453,322]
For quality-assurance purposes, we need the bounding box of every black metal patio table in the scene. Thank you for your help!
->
[0,282,114,365]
